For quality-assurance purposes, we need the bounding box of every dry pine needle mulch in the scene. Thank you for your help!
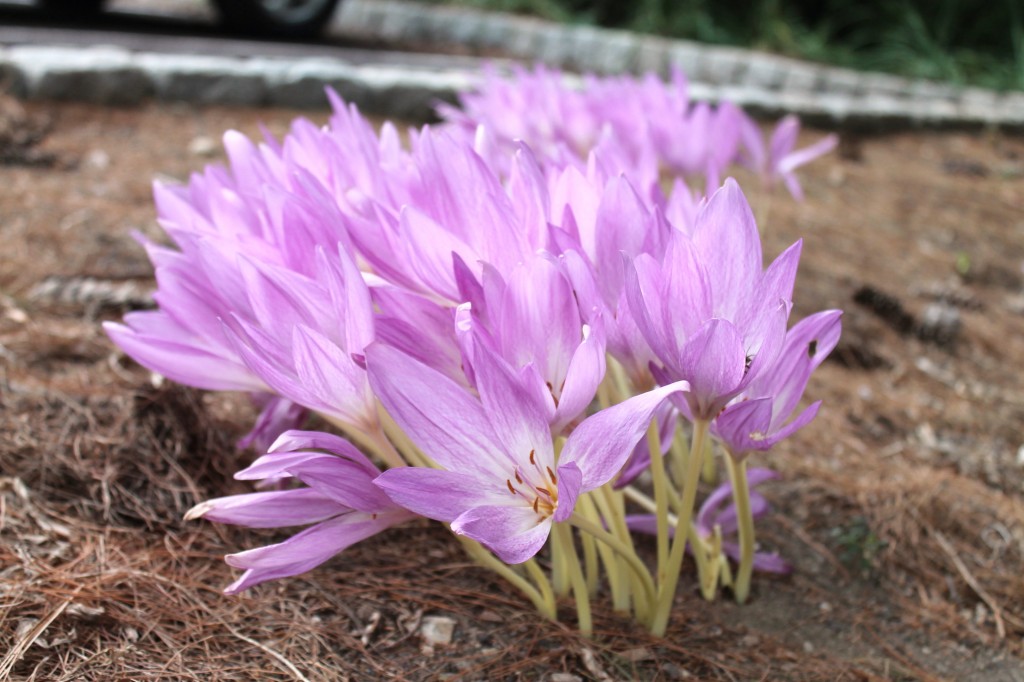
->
[2,98,1024,680]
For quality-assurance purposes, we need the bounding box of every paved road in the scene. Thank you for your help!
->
[0,0,484,69]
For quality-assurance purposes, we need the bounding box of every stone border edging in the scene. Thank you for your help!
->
[334,0,1024,128]
[0,42,476,120]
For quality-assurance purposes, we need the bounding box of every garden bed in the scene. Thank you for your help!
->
[1,98,1023,680]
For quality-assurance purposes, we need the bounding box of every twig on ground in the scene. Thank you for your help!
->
[932,531,1006,639]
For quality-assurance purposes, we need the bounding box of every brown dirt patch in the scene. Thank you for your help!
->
[1,98,1023,680]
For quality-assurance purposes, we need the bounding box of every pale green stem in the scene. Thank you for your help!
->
[596,377,613,411]
[701,434,717,484]
[569,513,657,619]
[608,356,634,402]
[669,427,691,498]
[523,558,556,618]
[376,403,428,468]
[579,492,630,613]
[650,418,709,637]
[696,526,719,601]
[717,534,735,590]
[554,523,592,635]
[580,520,600,597]
[621,485,720,602]
[692,520,716,593]
[595,484,648,619]
[457,537,555,621]
[724,454,756,604]
[550,518,571,598]
[645,419,670,584]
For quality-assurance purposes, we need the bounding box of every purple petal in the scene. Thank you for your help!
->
[614,399,675,488]
[105,319,264,392]
[237,395,308,452]
[373,467,493,522]
[291,323,374,427]
[224,510,411,593]
[695,478,737,538]
[721,542,793,574]
[560,380,688,491]
[551,321,607,433]
[466,335,556,472]
[186,488,341,528]
[625,514,660,536]
[269,430,376,471]
[691,179,761,321]
[769,115,800,165]
[714,397,774,455]
[748,310,842,424]
[713,491,771,536]
[451,505,552,564]
[679,319,747,419]
[553,460,583,523]
[779,133,838,175]
[334,245,376,353]
[236,451,390,512]
[495,257,579,388]
[750,551,793,574]
[366,343,506,478]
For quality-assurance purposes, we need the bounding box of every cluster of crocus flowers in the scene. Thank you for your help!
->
[441,64,838,200]
[106,65,840,636]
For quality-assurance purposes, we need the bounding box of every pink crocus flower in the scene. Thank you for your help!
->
[626,179,799,420]
[224,244,379,435]
[453,253,607,435]
[740,114,839,201]
[712,310,842,457]
[185,431,416,593]
[441,65,832,200]
[367,342,687,564]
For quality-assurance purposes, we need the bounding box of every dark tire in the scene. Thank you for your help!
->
[211,0,342,38]
[37,0,106,18]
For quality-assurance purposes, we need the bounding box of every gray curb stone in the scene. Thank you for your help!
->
[331,0,1024,127]
[0,42,475,119]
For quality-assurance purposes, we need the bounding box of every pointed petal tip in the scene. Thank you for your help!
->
[183,501,211,522]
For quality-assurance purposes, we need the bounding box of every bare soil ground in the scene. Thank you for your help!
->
[1,97,1023,681]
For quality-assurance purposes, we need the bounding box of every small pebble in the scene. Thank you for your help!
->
[420,615,456,646]
[918,302,960,345]
[819,601,833,614]
[188,135,218,157]
[84,149,110,170]
[803,641,815,653]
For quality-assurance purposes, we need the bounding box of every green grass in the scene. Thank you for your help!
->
[437,0,1024,91]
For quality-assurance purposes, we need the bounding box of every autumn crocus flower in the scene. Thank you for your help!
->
[713,310,843,458]
[706,309,841,603]
[441,65,832,199]
[453,253,607,434]
[224,244,380,437]
[626,179,799,421]
[367,341,686,564]
[740,114,838,201]
[185,431,416,593]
